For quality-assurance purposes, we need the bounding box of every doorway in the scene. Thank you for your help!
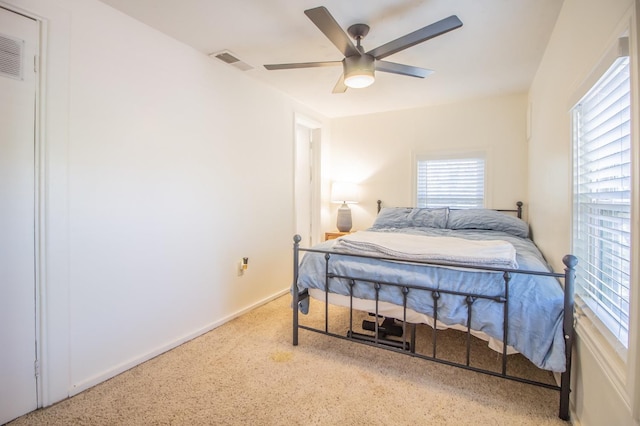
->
[294,114,321,248]
[0,5,40,424]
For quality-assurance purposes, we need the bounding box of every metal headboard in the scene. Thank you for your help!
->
[376,200,523,219]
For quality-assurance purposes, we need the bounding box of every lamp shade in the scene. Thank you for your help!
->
[331,181,359,204]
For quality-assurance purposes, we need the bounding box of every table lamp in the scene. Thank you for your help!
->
[331,182,359,232]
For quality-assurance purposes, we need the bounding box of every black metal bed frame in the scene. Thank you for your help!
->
[291,203,576,421]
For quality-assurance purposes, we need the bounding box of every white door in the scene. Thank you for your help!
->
[0,6,39,424]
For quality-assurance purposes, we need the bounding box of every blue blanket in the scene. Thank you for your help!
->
[296,227,566,372]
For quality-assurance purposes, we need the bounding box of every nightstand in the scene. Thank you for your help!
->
[325,231,352,241]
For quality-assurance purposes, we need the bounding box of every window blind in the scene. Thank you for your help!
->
[573,55,631,349]
[416,157,485,208]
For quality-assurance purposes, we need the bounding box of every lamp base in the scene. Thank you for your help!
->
[336,204,352,232]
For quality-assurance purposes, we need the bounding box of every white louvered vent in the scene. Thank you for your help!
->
[0,33,23,80]
[209,50,253,71]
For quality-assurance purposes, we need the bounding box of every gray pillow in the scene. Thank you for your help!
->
[446,209,530,238]
[371,207,449,229]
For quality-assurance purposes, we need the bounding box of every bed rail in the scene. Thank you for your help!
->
[291,234,576,421]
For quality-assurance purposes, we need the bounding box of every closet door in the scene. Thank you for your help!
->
[0,6,39,424]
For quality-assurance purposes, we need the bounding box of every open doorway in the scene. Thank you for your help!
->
[293,114,321,248]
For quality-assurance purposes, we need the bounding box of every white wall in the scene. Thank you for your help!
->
[3,0,328,406]
[528,0,639,424]
[328,93,529,231]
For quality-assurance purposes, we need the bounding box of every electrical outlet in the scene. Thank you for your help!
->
[238,257,249,276]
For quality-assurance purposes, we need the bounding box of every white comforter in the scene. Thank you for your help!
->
[333,231,518,269]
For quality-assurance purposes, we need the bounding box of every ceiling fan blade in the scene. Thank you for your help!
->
[376,61,434,78]
[304,6,361,57]
[332,74,348,93]
[264,61,342,70]
[367,15,463,60]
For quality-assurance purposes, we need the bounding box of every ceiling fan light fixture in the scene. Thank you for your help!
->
[344,72,375,88]
[343,54,376,89]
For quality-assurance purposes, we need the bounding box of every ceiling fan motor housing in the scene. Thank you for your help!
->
[343,54,375,88]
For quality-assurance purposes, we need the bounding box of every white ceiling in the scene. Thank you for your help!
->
[98,0,564,118]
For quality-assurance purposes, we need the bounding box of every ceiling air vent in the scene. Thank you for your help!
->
[0,33,24,80]
[209,50,253,71]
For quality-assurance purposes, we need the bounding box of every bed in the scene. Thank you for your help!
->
[291,202,576,421]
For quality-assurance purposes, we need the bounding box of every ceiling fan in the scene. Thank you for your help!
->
[264,6,463,93]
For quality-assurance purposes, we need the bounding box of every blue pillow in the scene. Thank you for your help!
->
[371,207,449,229]
[446,209,530,238]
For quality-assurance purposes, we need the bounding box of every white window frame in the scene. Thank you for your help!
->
[570,22,639,416]
[572,45,631,359]
[412,151,487,209]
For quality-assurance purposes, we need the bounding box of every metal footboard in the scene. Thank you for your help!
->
[291,234,576,421]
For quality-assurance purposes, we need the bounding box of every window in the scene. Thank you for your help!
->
[572,42,631,352]
[416,155,485,208]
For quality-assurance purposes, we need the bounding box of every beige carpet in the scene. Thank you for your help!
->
[10,295,569,425]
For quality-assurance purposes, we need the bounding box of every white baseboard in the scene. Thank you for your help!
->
[68,288,289,397]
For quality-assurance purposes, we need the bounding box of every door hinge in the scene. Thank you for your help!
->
[33,55,38,73]
[34,359,40,378]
